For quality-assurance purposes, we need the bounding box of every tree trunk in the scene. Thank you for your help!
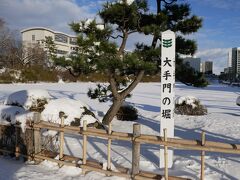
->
[152,0,162,48]
[102,98,123,125]
[157,0,161,15]
[102,70,145,125]
[118,32,128,56]
[151,36,158,48]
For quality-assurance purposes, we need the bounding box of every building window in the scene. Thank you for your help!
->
[55,33,68,43]
[32,35,35,41]
[57,50,68,55]
[70,46,79,51]
[70,37,77,45]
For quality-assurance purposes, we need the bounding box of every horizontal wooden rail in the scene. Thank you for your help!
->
[0,148,188,180]
[1,122,240,155]
[37,153,188,180]
[140,134,240,150]
[136,137,240,154]
[32,121,240,155]
[35,154,189,180]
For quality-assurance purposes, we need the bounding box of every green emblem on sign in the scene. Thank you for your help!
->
[163,39,172,48]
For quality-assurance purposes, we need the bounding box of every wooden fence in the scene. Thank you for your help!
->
[0,112,240,180]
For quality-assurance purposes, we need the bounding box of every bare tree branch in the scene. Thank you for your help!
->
[120,70,145,98]
[67,67,81,78]
[110,34,124,39]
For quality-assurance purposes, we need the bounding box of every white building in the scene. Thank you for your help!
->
[231,47,240,80]
[228,50,232,68]
[224,48,240,81]
[201,61,213,74]
[21,27,78,56]
[183,57,201,72]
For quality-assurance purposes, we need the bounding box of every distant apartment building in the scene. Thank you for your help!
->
[201,61,213,74]
[183,57,201,72]
[228,50,232,67]
[230,47,240,80]
[224,67,232,74]
[21,27,78,56]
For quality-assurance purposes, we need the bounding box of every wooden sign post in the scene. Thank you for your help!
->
[160,30,175,168]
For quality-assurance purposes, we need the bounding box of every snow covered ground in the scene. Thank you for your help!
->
[0,82,239,180]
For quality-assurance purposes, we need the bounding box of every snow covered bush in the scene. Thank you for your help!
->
[237,96,240,106]
[4,90,99,128]
[175,96,207,115]
[0,90,101,155]
[116,103,138,121]
[41,98,97,127]
[4,89,51,112]
[0,105,34,132]
[0,105,26,124]
[41,98,99,151]
[1,90,70,132]
[0,104,36,156]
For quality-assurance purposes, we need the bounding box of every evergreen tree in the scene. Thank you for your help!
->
[55,0,203,125]
[44,36,57,60]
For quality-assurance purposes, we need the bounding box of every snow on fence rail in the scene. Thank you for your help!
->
[1,112,240,180]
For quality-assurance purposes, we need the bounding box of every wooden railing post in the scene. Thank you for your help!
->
[82,120,87,175]
[107,123,112,171]
[132,123,141,179]
[201,131,206,180]
[33,112,41,156]
[164,128,168,180]
[59,114,65,164]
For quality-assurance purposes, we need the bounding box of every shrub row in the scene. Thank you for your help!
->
[0,67,162,83]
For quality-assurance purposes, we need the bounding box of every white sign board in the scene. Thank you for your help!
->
[160,30,175,168]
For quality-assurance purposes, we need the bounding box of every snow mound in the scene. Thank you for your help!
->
[58,79,65,84]
[4,89,52,111]
[58,166,82,176]
[0,68,6,74]
[14,112,35,132]
[81,115,97,124]
[0,105,34,132]
[0,105,26,124]
[42,98,96,126]
[237,96,240,106]
[175,96,199,108]
[175,96,207,116]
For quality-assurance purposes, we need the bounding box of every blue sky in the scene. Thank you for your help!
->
[0,0,239,74]
[190,0,240,50]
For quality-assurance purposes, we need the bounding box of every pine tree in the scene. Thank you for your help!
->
[44,36,57,60]
[55,0,203,125]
